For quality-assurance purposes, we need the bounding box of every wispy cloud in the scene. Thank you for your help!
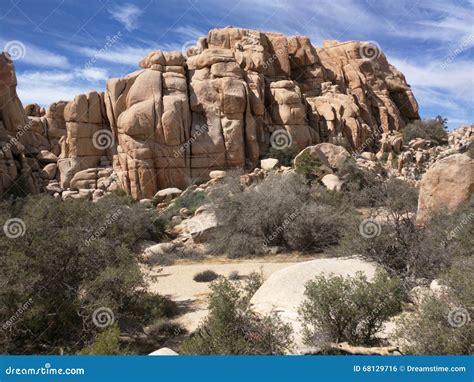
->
[16,68,108,106]
[0,38,69,68]
[74,44,150,66]
[108,3,143,31]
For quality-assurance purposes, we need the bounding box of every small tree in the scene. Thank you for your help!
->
[0,194,175,354]
[299,270,404,347]
[402,118,448,145]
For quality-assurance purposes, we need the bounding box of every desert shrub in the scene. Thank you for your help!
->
[181,277,292,355]
[160,189,206,222]
[299,270,404,347]
[228,271,240,280]
[294,151,325,183]
[402,117,448,146]
[395,296,472,355]
[208,173,354,257]
[240,270,264,306]
[267,145,299,166]
[172,189,206,213]
[79,324,121,355]
[2,174,30,199]
[338,198,472,287]
[467,142,474,159]
[193,270,219,283]
[0,194,175,354]
[337,160,404,208]
[395,257,473,354]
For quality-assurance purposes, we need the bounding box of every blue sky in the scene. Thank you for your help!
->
[1,0,473,128]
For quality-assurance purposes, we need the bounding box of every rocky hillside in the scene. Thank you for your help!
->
[1,27,422,199]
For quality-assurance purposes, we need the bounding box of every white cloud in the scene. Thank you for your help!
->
[16,69,106,106]
[389,55,473,127]
[175,26,207,40]
[76,45,150,66]
[76,67,109,82]
[0,38,69,68]
[389,56,474,94]
[108,3,143,31]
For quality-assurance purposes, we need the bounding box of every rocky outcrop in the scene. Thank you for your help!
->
[0,52,41,195]
[59,91,112,188]
[416,153,473,224]
[4,27,420,198]
[97,27,419,198]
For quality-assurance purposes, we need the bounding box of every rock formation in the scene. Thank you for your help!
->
[2,27,421,199]
[0,52,41,195]
[97,28,419,198]
[416,153,473,224]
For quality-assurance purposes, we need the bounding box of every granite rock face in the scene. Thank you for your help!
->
[2,27,420,198]
[100,28,418,198]
[0,52,41,195]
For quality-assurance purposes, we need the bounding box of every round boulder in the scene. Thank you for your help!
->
[249,257,377,354]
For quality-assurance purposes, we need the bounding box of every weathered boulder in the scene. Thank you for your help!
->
[260,158,279,170]
[154,187,182,202]
[250,257,377,354]
[313,142,350,169]
[416,154,473,224]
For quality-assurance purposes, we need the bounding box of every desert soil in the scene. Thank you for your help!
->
[145,255,312,332]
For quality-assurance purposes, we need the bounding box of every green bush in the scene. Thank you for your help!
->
[299,271,404,347]
[294,151,325,183]
[0,194,175,354]
[208,173,354,257]
[181,277,292,355]
[267,145,299,167]
[193,270,219,283]
[79,324,121,355]
[402,117,448,146]
[395,295,472,355]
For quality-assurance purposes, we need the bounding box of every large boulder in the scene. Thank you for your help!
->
[249,257,377,354]
[314,142,350,169]
[416,154,474,224]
